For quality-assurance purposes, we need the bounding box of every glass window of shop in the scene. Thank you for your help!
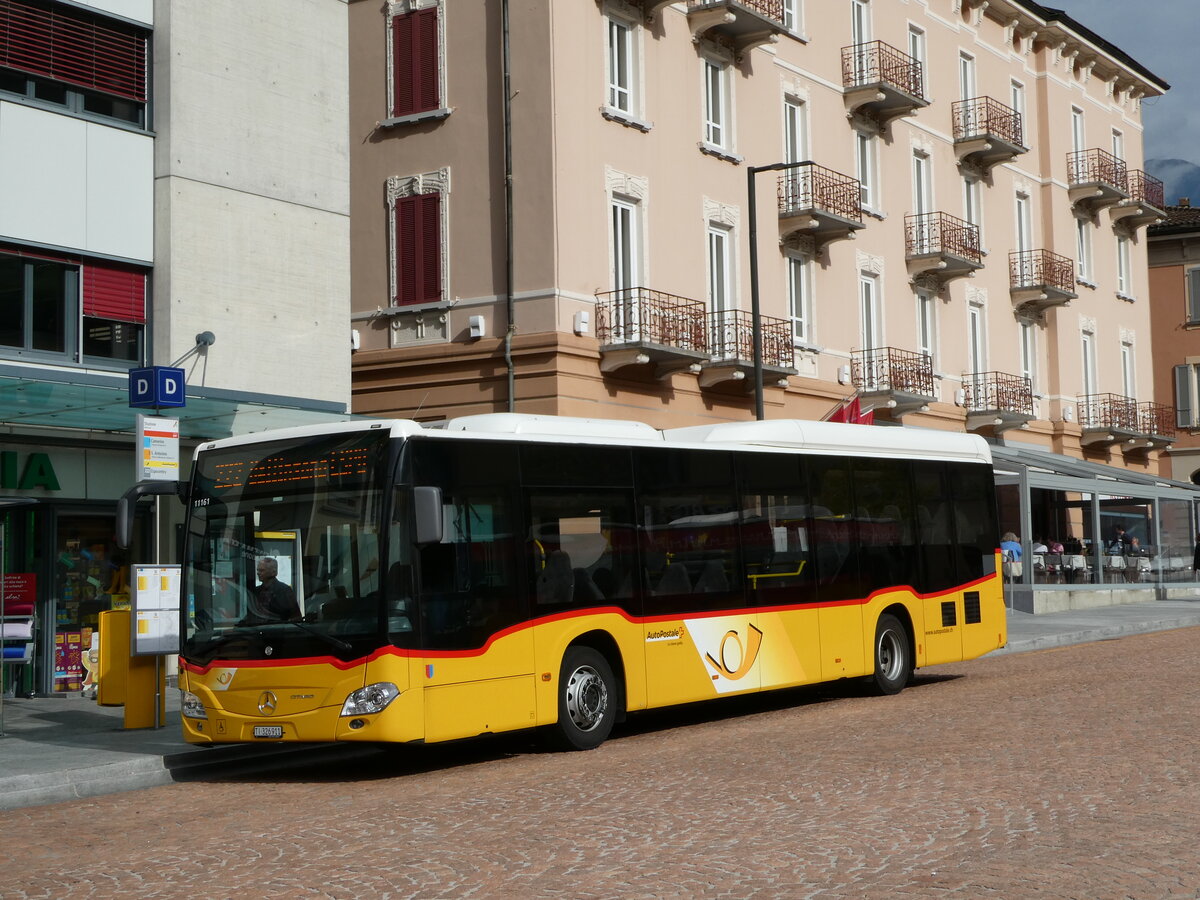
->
[1,503,148,696]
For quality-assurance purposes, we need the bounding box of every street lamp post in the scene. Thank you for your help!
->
[747,161,797,421]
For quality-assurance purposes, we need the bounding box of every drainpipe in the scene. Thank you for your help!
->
[502,0,516,412]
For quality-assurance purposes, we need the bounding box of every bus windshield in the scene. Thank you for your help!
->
[182,429,403,666]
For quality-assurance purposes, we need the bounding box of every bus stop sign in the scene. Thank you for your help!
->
[129,367,186,409]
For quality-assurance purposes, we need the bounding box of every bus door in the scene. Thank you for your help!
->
[636,447,757,706]
[411,442,535,743]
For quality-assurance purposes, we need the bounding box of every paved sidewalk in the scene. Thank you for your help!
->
[3,597,1200,811]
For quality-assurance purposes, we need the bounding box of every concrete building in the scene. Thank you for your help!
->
[1149,200,1200,485]
[348,0,1200,611]
[0,0,352,695]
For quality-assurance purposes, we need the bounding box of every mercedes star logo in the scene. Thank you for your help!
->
[258,691,278,716]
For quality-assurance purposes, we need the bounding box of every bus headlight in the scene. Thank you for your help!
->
[181,691,208,720]
[341,682,400,717]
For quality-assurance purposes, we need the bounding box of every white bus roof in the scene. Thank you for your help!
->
[197,414,991,466]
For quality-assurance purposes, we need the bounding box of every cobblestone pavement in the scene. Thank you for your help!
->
[4,628,1200,899]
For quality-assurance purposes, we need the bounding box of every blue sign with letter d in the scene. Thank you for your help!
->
[129,366,186,408]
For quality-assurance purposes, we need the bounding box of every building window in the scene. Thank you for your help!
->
[915,289,935,362]
[1111,128,1124,161]
[963,176,983,243]
[703,58,730,150]
[1015,192,1032,253]
[1019,319,1036,389]
[0,248,146,367]
[1120,339,1135,398]
[856,130,877,210]
[1075,218,1093,284]
[783,96,807,164]
[1174,363,1200,428]
[0,0,148,127]
[908,26,927,77]
[967,301,985,374]
[1081,329,1097,396]
[912,150,931,216]
[782,0,803,35]
[611,196,640,292]
[851,0,871,45]
[859,272,880,350]
[1187,267,1200,324]
[1010,80,1025,122]
[787,252,810,343]
[606,13,637,114]
[392,192,442,305]
[389,3,443,120]
[707,223,733,313]
[1117,235,1132,298]
[958,51,975,100]
[1071,106,1085,154]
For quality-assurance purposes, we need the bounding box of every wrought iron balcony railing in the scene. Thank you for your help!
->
[595,288,708,353]
[951,96,1024,148]
[777,162,862,224]
[851,347,934,397]
[1138,402,1176,438]
[1009,249,1075,295]
[963,371,1034,417]
[1067,148,1128,192]
[1127,169,1165,210]
[686,0,784,21]
[904,212,981,264]
[707,309,793,369]
[1078,393,1139,431]
[841,40,924,99]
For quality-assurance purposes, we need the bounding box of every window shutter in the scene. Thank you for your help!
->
[395,192,441,305]
[1175,365,1193,429]
[391,7,438,117]
[0,0,148,102]
[1188,268,1200,324]
[83,262,146,323]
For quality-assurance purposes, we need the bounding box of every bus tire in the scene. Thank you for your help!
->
[871,613,911,695]
[553,646,617,751]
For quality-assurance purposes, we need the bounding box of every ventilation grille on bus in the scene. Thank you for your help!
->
[941,601,957,628]
[964,591,981,625]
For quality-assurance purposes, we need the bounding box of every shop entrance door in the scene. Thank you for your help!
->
[50,509,133,694]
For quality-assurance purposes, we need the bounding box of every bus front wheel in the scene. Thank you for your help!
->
[553,646,616,750]
[871,614,911,695]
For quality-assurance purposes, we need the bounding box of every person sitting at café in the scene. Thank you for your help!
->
[1000,532,1022,560]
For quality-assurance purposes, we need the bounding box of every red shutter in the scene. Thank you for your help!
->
[395,193,441,306]
[391,7,438,117]
[83,262,146,323]
[0,0,148,102]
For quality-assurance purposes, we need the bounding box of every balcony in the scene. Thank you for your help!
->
[777,162,864,252]
[841,41,929,131]
[1078,393,1147,448]
[1135,402,1176,452]
[963,371,1035,433]
[1009,249,1077,314]
[595,288,710,379]
[851,347,935,416]
[700,309,796,390]
[684,0,787,58]
[1067,149,1128,215]
[1111,169,1167,231]
[951,96,1027,175]
[904,212,982,286]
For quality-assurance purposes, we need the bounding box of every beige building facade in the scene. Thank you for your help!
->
[348,0,1170,476]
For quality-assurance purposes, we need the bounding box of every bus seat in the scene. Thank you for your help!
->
[654,562,692,595]
[573,568,605,602]
[693,559,729,593]
[537,550,574,604]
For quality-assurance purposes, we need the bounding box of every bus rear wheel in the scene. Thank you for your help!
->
[871,614,912,695]
[553,646,616,751]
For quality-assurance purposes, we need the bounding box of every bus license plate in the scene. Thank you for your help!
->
[253,725,283,739]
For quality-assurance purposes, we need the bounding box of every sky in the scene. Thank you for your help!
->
[1049,0,1197,165]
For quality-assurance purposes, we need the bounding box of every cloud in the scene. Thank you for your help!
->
[1050,0,1196,163]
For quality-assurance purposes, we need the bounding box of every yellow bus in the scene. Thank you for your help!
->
[169,414,1006,750]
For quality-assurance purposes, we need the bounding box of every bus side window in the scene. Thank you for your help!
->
[808,456,862,603]
[736,451,816,604]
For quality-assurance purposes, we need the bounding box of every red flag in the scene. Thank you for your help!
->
[827,403,847,423]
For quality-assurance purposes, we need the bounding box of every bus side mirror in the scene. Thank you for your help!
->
[413,486,443,545]
[116,480,188,550]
